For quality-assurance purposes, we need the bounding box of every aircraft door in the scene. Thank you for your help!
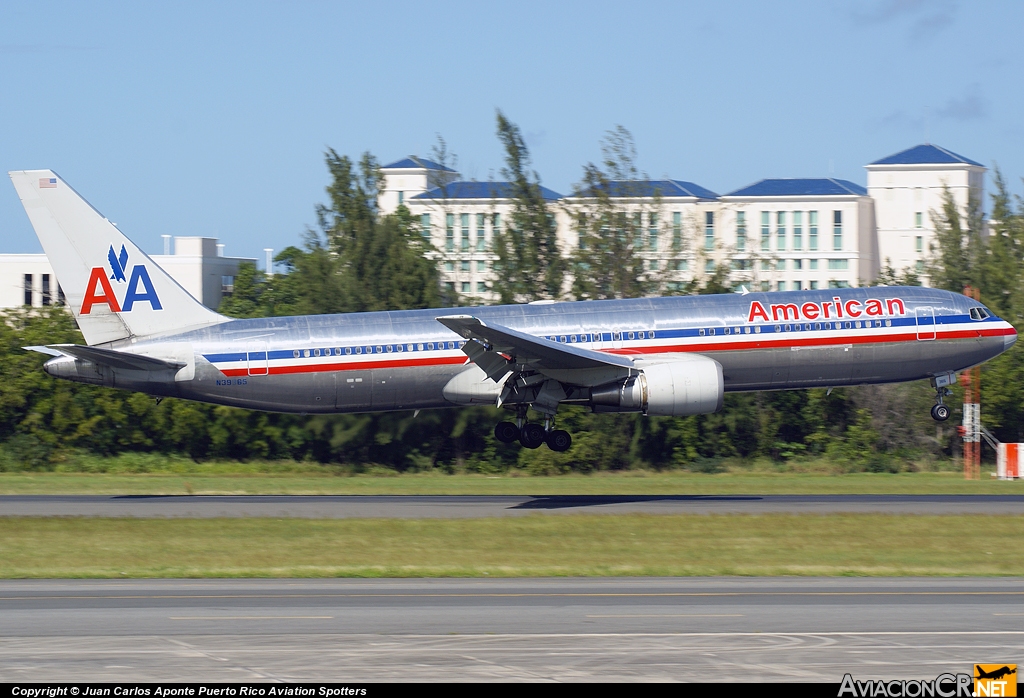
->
[338,371,371,411]
[916,307,936,341]
[246,341,269,376]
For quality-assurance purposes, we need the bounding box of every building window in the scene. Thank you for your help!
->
[809,259,819,270]
[676,259,689,271]
[57,285,65,306]
[792,211,803,251]
[672,212,682,248]
[420,213,431,238]
[777,281,786,292]
[915,236,923,254]
[446,214,454,251]
[460,213,470,251]
[398,191,404,205]
[461,282,470,293]
[761,281,770,292]
[23,274,32,306]
[460,260,470,272]
[704,211,714,251]
[649,213,658,250]
[493,213,501,237]
[793,280,802,291]
[477,282,487,293]
[476,213,486,251]
[477,260,487,272]
[915,260,924,272]
[828,280,851,289]
[827,259,849,270]
[760,259,771,272]
[833,210,842,251]
[221,275,234,296]
[648,259,660,271]
[793,259,802,270]
[705,259,715,273]
[776,211,787,252]
[736,211,746,252]
[761,211,770,251]
[41,274,51,306]
[915,212,923,228]
[809,211,818,251]
[809,281,818,290]
[444,261,454,272]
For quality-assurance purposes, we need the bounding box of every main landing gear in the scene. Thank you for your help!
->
[493,406,573,452]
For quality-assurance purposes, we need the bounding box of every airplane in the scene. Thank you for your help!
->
[975,666,1016,681]
[9,169,1018,452]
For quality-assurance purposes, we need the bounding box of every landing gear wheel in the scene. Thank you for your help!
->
[519,423,546,449]
[546,429,572,452]
[494,421,520,444]
[931,404,951,422]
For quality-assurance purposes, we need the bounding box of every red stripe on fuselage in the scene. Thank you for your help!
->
[219,354,468,377]
[214,325,1014,377]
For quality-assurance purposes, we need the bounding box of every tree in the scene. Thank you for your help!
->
[568,126,661,300]
[490,110,564,303]
[926,185,984,293]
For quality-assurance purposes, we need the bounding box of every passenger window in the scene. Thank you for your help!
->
[709,328,716,336]
[698,328,705,336]
[649,331,655,339]
[303,349,311,358]
[313,349,320,357]
[785,324,791,332]
[815,323,821,330]
[638,331,645,339]
[345,347,352,355]
[293,350,299,358]
[754,326,761,334]
[396,344,403,352]
[570,335,577,343]
[628,332,635,340]
[774,325,781,333]
[723,328,730,335]
[744,327,751,334]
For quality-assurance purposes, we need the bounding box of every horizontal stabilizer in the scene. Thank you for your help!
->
[41,344,185,372]
[436,315,634,371]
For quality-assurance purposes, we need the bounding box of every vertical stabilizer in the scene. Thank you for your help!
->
[9,170,227,345]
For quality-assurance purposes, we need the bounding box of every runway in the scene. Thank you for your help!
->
[4,493,1024,517]
[2,577,1023,682]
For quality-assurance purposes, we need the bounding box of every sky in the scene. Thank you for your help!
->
[1,0,1021,260]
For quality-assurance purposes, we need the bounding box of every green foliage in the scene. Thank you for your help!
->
[490,110,564,303]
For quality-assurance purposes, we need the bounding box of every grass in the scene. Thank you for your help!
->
[2,514,1022,578]
[1,468,1023,495]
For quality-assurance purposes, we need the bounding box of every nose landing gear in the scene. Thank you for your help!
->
[930,372,955,422]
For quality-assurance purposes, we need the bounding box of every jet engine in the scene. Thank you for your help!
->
[589,355,724,417]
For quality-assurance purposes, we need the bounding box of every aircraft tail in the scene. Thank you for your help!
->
[9,170,227,345]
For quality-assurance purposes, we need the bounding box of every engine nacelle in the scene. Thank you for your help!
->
[589,355,724,417]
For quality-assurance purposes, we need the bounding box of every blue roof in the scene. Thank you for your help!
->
[870,144,982,167]
[381,156,457,171]
[726,178,867,197]
[412,181,562,201]
[572,179,718,200]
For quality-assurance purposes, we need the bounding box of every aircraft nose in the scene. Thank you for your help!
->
[1006,328,1018,351]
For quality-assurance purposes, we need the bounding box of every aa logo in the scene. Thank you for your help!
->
[975,664,1017,697]
[81,244,163,314]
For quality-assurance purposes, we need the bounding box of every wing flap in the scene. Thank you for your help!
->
[436,315,634,371]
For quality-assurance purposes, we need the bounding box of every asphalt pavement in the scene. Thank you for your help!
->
[1,577,1023,681]
[4,493,1024,517]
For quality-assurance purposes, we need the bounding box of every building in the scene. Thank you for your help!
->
[0,236,254,311]
[866,144,985,283]
[381,143,985,297]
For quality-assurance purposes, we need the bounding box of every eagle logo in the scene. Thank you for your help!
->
[108,244,129,283]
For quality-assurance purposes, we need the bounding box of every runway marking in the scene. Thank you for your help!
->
[992,613,1024,616]
[168,616,334,620]
[6,590,1024,601]
[586,614,745,618]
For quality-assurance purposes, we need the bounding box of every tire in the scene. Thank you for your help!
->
[519,423,546,449]
[931,404,951,422]
[546,430,572,452]
[494,421,520,444]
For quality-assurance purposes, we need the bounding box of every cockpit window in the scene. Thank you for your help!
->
[969,307,990,320]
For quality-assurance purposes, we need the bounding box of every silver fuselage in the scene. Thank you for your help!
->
[47,287,1017,414]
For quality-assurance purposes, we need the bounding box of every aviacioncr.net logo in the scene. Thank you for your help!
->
[839,673,973,697]
[81,244,163,314]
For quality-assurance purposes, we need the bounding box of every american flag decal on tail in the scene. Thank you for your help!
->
[39,178,57,188]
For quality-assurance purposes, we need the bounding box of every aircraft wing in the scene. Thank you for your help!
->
[436,315,634,375]
[26,344,185,372]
